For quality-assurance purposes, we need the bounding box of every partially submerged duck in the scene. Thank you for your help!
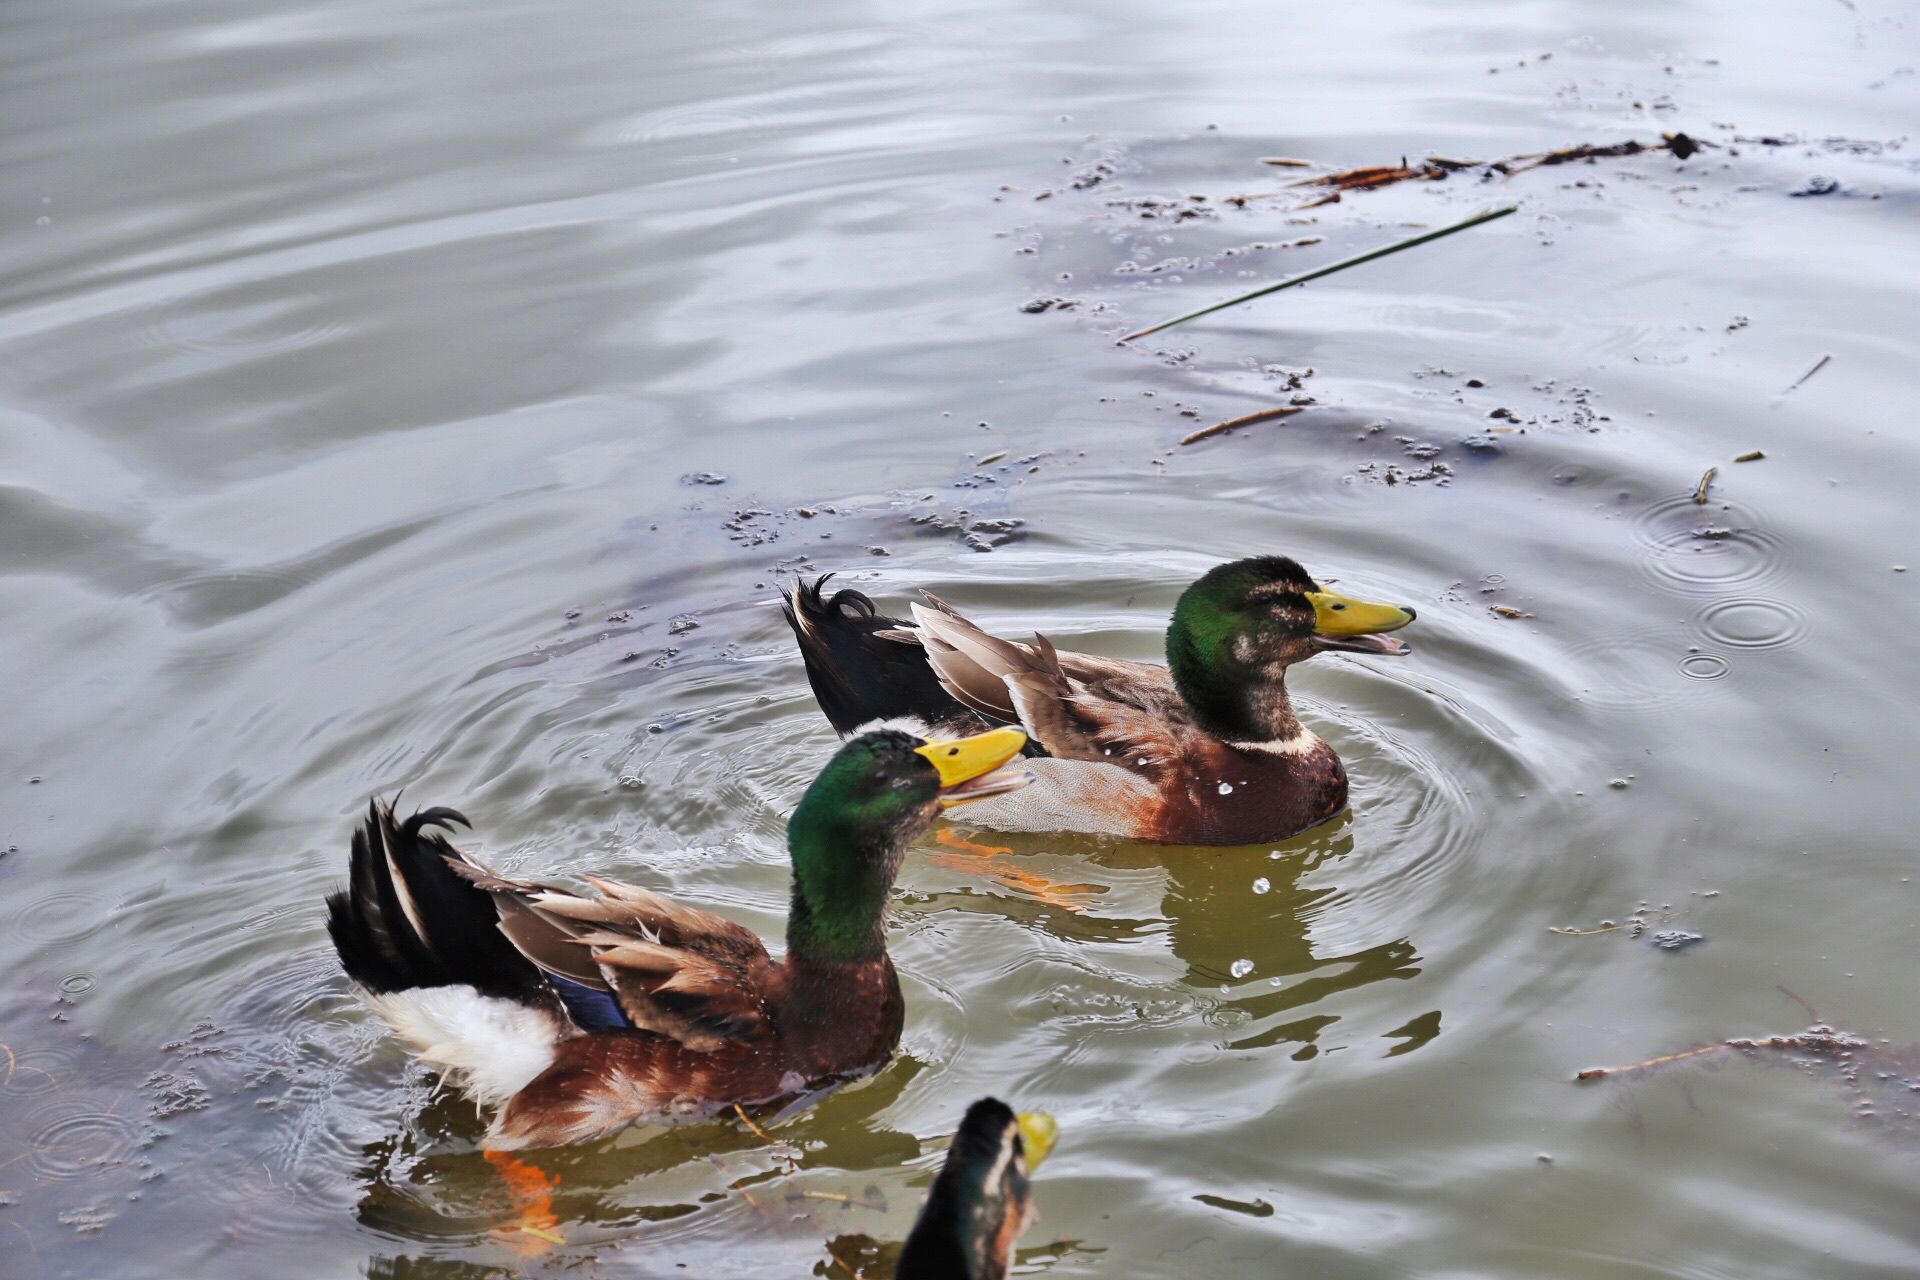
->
[898,1098,1058,1280]
[326,726,1030,1149]
[784,556,1416,845]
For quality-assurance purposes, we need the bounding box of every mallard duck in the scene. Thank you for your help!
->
[783,556,1416,846]
[897,1098,1058,1280]
[325,726,1031,1150]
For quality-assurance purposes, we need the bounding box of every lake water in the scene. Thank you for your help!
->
[3,0,1918,1275]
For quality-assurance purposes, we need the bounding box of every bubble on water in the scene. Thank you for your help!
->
[1217,782,1234,795]
[1252,878,1271,894]
[1230,959,1254,978]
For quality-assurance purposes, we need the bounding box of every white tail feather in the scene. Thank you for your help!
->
[363,987,564,1110]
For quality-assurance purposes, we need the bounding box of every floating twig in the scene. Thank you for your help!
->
[1692,467,1718,505]
[1550,908,1688,937]
[1734,450,1765,462]
[1576,1042,1735,1080]
[1119,205,1518,342]
[1226,134,1707,207]
[793,1190,888,1212]
[1776,353,1832,397]
[735,1103,778,1144]
[1178,405,1306,446]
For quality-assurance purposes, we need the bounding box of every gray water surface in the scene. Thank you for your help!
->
[4,0,1919,1275]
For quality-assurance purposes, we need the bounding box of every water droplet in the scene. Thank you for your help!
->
[1230,959,1254,978]
[1252,878,1271,895]
[1217,782,1234,795]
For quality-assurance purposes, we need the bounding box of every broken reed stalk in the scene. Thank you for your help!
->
[1119,204,1519,342]
[1179,405,1305,446]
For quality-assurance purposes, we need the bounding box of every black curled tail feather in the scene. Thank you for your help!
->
[781,575,986,737]
[326,800,542,1000]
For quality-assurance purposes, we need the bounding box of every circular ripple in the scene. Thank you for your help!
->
[0,1041,81,1099]
[59,973,96,994]
[1693,598,1810,651]
[1559,631,1718,718]
[1678,652,1731,680]
[25,1101,142,1179]
[7,890,111,946]
[1632,494,1785,595]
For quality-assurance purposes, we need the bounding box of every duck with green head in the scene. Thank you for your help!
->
[782,555,1415,845]
[326,725,1031,1150]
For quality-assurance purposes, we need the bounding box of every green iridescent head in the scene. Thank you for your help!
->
[786,727,1028,960]
[1165,556,1416,739]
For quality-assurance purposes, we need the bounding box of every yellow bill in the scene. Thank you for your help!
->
[1304,587,1417,656]
[916,726,1033,805]
[1015,1112,1058,1168]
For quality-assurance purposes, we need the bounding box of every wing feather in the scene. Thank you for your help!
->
[445,858,776,1050]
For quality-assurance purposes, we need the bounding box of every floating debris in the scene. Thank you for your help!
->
[1649,929,1706,951]
[1178,405,1306,446]
[1789,176,1840,197]
[1734,450,1766,462]
[1121,206,1517,342]
[1228,134,1709,209]
[1550,906,1688,938]
[1692,467,1718,505]
[1572,991,1920,1141]
[1489,605,1534,619]
[1776,354,1832,398]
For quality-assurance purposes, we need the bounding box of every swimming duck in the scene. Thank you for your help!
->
[783,556,1416,846]
[897,1098,1058,1280]
[325,726,1030,1150]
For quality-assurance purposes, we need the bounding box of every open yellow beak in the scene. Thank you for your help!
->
[1015,1112,1058,1169]
[1304,588,1417,655]
[915,726,1032,806]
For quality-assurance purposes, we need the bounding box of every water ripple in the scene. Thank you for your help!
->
[1692,597,1811,651]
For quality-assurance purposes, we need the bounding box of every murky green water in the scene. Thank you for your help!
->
[4,0,1918,1275]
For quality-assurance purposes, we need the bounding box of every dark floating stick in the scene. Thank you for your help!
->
[1776,353,1832,397]
[1734,450,1766,462]
[1178,405,1306,446]
[1119,205,1518,343]
[1226,133,1708,209]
